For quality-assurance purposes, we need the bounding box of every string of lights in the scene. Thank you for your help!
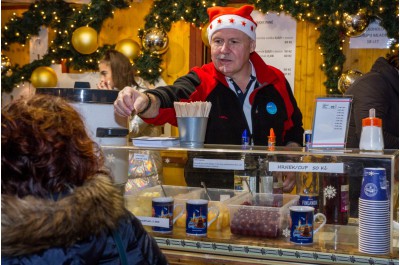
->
[1,0,398,94]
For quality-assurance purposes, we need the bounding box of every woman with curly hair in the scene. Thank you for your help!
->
[1,94,168,265]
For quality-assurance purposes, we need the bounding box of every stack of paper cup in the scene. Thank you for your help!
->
[358,168,390,254]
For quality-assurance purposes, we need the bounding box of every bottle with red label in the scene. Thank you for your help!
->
[322,157,349,225]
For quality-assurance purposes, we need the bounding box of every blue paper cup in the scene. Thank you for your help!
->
[152,197,184,233]
[186,199,219,236]
[360,168,388,201]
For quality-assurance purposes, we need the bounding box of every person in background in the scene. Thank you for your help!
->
[98,49,163,137]
[98,50,164,187]
[344,50,398,218]
[1,94,169,265]
[114,5,304,191]
[345,50,399,149]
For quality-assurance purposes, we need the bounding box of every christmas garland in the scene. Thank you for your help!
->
[1,0,398,93]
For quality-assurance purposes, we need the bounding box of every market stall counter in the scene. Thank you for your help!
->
[100,144,399,265]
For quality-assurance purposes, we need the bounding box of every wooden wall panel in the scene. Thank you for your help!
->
[294,21,327,130]
[342,38,389,73]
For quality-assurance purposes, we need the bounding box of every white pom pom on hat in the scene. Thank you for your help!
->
[207,5,257,43]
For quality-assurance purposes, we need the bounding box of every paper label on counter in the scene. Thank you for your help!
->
[137,216,169,228]
[133,153,150,161]
[269,162,344,173]
[220,194,231,202]
[193,158,244,170]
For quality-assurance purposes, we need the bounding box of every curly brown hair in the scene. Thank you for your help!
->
[1,94,106,198]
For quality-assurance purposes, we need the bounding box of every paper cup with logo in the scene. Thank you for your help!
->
[152,197,184,233]
[360,168,388,201]
[289,206,326,244]
[186,199,219,236]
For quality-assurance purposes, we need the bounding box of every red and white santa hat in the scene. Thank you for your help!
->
[207,5,257,43]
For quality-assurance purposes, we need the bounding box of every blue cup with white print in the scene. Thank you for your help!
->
[289,206,326,244]
[186,199,219,236]
[360,168,388,201]
[152,197,184,233]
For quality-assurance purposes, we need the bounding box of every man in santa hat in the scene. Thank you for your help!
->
[114,5,304,191]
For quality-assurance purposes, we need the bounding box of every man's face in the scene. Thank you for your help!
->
[210,28,256,78]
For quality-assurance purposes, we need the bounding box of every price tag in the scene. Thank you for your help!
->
[220,194,232,202]
[269,162,344,173]
[193,158,244,170]
[133,153,150,161]
[136,216,169,228]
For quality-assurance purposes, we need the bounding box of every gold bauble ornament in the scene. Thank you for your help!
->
[338,69,363,94]
[31,66,58,88]
[141,27,169,55]
[115,39,141,62]
[201,22,210,47]
[71,26,98,54]
[343,11,369,37]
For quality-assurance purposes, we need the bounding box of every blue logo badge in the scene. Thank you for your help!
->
[266,102,277,115]
[364,183,378,197]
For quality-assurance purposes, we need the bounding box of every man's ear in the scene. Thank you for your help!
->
[250,40,256,53]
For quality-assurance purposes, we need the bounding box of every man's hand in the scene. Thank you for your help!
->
[114,86,147,117]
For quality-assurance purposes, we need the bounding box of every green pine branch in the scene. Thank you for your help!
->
[1,0,398,94]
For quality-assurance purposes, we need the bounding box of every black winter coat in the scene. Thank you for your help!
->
[345,57,399,149]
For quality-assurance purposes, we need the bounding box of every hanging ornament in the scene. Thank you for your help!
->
[338,69,363,94]
[115,39,141,62]
[71,26,98,54]
[31,66,58,88]
[343,10,370,37]
[201,22,210,48]
[141,27,169,55]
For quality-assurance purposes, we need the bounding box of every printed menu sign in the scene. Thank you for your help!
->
[252,11,297,91]
[349,19,395,49]
[311,97,352,148]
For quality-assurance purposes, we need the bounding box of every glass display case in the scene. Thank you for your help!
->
[101,144,399,265]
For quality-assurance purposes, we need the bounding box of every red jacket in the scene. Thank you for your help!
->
[144,52,303,146]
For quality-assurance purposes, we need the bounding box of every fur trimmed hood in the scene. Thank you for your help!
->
[1,174,127,256]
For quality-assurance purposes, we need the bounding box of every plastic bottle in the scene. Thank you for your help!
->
[268,128,276,151]
[241,129,250,148]
[359,108,384,151]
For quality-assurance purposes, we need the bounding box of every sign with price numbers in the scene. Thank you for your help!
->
[349,19,395,49]
[311,97,352,149]
[269,162,344,173]
[252,11,297,91]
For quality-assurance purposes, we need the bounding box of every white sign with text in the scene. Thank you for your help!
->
[349,19,395,49]
[252,11,297,91]
[269,162,344,173]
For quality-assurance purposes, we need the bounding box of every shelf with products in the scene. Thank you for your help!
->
[101,144,399,265]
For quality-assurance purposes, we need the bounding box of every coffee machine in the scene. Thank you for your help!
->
[36,88,129,186]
